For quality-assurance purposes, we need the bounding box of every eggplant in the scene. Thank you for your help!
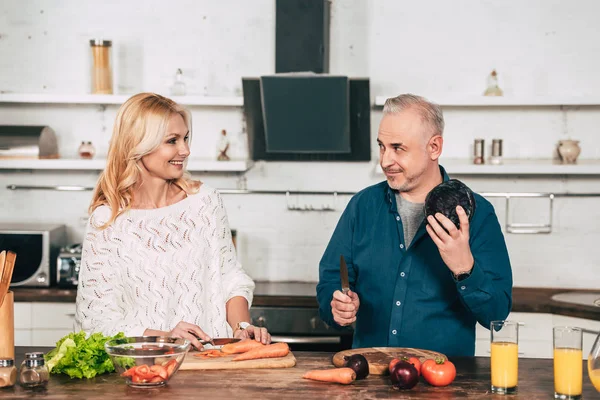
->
[424,179,476,230]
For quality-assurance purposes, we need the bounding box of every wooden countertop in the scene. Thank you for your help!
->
[3,346,598,399]
[10,285,600,320]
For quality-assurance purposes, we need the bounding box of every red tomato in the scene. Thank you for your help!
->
[421,358,456,387]
[149,376,165,383]
[134,364,155,381]
[150,364,168,380]
[165,359,178,377]
[121,367,136,377]
[403,357,421,376]
[131,374,146,384]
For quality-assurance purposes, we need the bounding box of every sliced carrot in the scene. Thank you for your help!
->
[221,339,265,354]
[193,349,227,359]
[302,368,356,384]
[232,342,290,361]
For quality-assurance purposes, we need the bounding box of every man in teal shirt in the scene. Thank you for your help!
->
[317,94,512,357]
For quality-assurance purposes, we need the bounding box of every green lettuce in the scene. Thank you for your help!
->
[44,331,129,379]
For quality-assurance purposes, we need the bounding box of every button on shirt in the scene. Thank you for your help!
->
[316,166,513,357]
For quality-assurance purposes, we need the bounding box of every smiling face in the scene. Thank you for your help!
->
[139,113,190,181]
[378,107,442,193]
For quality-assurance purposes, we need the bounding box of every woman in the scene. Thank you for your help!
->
[75,92,270,349]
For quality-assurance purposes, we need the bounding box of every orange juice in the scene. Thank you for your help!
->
[491,341,518,388]
[589,359,600,392]
[554,348,582,396]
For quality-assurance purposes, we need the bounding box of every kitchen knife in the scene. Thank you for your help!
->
[188,332,241,348]
[340,255,350,295]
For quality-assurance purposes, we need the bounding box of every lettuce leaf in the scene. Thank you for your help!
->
[44,331,127,379]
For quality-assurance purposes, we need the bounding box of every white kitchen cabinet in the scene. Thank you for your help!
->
[15,302,76,347]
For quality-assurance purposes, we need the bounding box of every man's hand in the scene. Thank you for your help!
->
[425,205,474,276]
[331,289,360,326]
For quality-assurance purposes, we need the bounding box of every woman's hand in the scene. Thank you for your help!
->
[233,325,271,345]
[169,321,211,350]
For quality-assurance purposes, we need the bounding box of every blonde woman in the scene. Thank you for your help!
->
[75,93,270,348]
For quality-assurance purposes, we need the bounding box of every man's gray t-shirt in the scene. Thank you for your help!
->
[395,193,425,247]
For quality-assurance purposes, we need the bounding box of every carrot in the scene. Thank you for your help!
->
[221,339,265,354]
[193,349,229,359]
[232,342,290,361]
[302,368,356,385]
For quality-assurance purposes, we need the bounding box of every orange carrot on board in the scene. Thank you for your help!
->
[302,368,356,385]
[221,339,265,354]
[232,342,290,361]
[193,349,227,359]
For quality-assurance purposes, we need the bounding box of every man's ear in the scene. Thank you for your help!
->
[428,135,443,160]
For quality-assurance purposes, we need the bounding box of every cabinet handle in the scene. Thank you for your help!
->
[66,313,75,318]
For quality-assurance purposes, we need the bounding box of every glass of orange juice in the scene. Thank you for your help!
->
[490,320,519,394]
[553,326,583,399]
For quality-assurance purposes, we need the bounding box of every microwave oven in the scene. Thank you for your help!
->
[0,223,67,287]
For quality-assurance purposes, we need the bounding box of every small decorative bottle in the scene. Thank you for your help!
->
[78,141,96,159]
[19,352,49,389]
[216,129,230,161]
[170,69,187,96]
[0,358,17,388]
[484,70,504,96]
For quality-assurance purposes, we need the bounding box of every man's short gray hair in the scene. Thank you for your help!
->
[383,94,444,137]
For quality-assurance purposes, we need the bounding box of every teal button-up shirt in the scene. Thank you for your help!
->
[317,167,513,356]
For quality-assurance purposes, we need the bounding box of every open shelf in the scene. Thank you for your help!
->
[0,93,243,107]
[373,95,600,107]
[0,158,253,172]
[375,159,600,175]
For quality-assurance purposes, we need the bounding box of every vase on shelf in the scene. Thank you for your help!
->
[557,139,581,164]
[78,141,96,159]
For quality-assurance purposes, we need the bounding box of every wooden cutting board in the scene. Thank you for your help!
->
[179,351,296,370]
[332,347,447,375]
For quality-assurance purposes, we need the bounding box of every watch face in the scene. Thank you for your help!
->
[456,273,470,281]
[239,322,251,330]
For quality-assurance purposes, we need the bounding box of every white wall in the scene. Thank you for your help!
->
[1,0,599,288]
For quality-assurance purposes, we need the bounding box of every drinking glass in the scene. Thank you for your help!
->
[553,326,583,399]
[490,320,519,394]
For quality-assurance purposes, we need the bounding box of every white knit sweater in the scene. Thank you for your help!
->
[74,184,254,338]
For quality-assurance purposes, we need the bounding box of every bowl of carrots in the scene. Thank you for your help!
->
[105,336,190,387]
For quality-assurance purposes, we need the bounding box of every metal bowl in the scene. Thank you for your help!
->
[105,336,190,388]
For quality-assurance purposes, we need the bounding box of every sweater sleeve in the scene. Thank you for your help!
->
[213,191,255,307]
[74,208,147,337]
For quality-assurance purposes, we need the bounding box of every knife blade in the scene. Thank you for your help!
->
[340,255,350,295]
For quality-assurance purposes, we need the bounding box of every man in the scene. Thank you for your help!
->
[316,94,512,357]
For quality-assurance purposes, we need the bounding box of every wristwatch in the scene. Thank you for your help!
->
[234,321,251,333]
[453,270,472,282]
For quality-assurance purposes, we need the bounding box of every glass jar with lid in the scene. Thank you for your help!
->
[0,358,17,388]
[90,39,113,94]
[19,352,49,389]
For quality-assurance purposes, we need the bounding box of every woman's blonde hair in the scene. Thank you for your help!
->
[89,92,199,228]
